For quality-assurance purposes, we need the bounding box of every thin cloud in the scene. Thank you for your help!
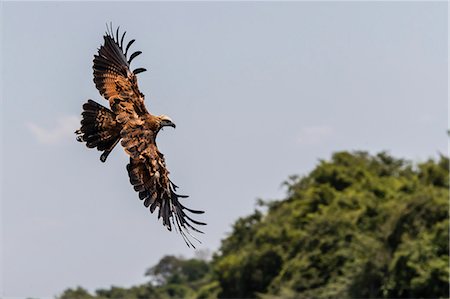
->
[27,115,80,145]
[297,125,334,146]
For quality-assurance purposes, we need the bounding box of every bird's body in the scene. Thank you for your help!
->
[76,25,205,247]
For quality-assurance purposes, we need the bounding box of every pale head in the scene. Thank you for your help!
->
[157,115,176,129]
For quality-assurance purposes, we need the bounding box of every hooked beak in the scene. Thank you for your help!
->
[161,120,176,129]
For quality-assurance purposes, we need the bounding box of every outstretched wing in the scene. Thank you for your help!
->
[126,149,206,248]
[93,25,148,121]
[122,123,206,247]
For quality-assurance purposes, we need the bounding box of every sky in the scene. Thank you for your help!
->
[1,1,448,298]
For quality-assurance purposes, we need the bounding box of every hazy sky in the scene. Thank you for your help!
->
[1,1,447,298]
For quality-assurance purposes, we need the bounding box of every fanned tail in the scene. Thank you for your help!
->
[75,100,122,162]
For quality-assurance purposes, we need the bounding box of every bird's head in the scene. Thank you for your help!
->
[157,115,176,129]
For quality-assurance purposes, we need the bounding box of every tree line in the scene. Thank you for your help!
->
[59,151,449,299]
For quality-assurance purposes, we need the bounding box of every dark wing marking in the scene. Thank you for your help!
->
[93,25,148,120]
[126,144,205,248]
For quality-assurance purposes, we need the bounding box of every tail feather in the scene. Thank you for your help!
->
[76,100,122,162]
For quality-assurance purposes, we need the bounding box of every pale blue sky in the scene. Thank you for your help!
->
[1,1,447,298]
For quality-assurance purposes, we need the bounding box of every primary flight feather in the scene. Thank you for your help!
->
[75,25,205,247]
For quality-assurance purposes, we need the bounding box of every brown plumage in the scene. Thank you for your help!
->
[76,25,205,247]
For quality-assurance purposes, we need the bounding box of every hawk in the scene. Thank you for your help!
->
[75,25,205,247]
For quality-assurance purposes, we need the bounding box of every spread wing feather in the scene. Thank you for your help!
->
[93,26,148,120]
[127,146,205,248]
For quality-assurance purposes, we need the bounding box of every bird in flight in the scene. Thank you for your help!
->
[75,25,205,247]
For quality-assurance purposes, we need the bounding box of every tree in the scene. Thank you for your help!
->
[145,255,211,286]
[212,152,449,298]
[58,287,94,299]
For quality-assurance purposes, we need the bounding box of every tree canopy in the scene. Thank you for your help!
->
[58,151,449,299]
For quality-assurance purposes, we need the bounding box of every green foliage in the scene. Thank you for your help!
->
[58,255,212,299]
[212,151,449,299]
[145,255,211,287]
[145,255,184,285]
[59,287,94,299]
[94,285,161,299]
[196,281,221,299]
[58,152,449,299]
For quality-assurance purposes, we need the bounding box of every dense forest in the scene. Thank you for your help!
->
[59,151,449,299]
